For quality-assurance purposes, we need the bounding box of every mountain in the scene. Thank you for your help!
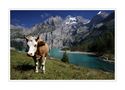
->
[72,11,115,55]
[64,15,90,25]
[29,16,63,35]
[10,25,24,39]
[87,11,109,30]
[10,11,114,53]
[10,25,31,51]
[23,15,90,49]
[10,24,32,39]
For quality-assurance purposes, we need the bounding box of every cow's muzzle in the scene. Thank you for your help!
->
[27,53,34,57]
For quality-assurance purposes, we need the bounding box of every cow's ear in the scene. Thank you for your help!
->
[38,41,45,46]
[24,36,28,41]
[35,36,40,41]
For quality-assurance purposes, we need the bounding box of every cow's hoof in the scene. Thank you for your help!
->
[41,70,45,74]
[35,70,39,73]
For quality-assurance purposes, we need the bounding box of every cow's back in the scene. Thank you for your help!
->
[38,43,49,57]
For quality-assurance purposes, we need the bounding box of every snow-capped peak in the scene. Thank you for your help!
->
[97,11,109,18]
[65,15,77,25]
[97,11,102,15]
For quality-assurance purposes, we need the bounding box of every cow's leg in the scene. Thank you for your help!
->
[40,57,46,74]
[35,59,39,73]
[36,61,39,73]
[33,57,40,73]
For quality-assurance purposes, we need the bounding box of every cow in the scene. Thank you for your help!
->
[25,35,49,74]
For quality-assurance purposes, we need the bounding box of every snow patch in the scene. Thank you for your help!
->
[97,11,102,15]
[83,20,90,24]
[65,16,77,25]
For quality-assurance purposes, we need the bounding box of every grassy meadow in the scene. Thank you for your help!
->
[10,50,114,80]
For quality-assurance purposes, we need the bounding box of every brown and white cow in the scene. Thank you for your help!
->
[25,35,49,73]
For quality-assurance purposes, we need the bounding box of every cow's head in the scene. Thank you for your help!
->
[25,36,39,57]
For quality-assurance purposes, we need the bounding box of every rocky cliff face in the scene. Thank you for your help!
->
[11,11,114,50]
[33,15,91,49]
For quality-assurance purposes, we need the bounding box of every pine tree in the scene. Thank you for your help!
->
[61,51,69,63]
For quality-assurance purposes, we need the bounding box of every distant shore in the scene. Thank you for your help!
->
[101,59,114,63]
[99,56,114,63]
[59,50,96,55]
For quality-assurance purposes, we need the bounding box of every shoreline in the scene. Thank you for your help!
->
[59,50,96,55]
[101,59,114,63]
[99,56,114,63]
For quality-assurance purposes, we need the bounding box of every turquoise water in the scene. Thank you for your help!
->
[49,48,114,72]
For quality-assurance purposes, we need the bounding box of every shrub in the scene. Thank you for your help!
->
[61,51,69,63]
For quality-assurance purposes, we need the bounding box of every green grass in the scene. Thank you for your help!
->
[10,50,114,80]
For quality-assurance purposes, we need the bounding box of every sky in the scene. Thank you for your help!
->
[10,10,113,28]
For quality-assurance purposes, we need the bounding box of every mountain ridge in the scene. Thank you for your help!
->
[10,11,114,53]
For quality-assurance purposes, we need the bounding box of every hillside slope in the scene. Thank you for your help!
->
[10,50,114,80]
